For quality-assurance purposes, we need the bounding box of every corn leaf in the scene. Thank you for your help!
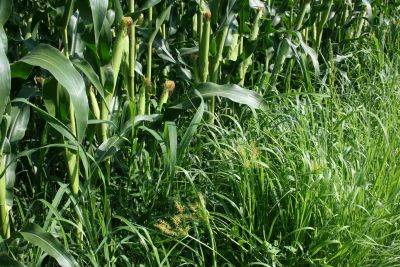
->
[0,33,10,122]
[19,44,89,143]
[89,0,108,45]
[149,6,172,44]
[171,82,268,111]
[71,56,105,99]
[136,0,162,12]
[12,98,77,145]
[0,253,26,267]
[0,0,12,26]
[177,91,204,162]
[8,104,30,143]
[165,121,177,180]
[19,223,79,267]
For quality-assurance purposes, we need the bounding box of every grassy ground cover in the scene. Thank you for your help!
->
[0,0,399,266]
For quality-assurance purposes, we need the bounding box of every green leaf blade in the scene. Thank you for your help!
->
[89,0,108,46]
[177,93,205,163]
[19,44,89,143]
[171,82,268,111]
[0,35,10,121]
[149,6,172,44]
[20,223,79,267]
[0,253,26,267]
[71,56,104,98]
[0,0,12,26]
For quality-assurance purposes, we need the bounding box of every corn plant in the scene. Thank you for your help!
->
[1,0,399,266]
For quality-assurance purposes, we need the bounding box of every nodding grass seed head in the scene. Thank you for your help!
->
[236,143,247,159]
[250,142,259,161]
[172,214,183,227]
[189,202,200,213]
[174,200,184,214]
[154,220,175,236]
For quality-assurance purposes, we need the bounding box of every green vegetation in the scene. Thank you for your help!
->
[0,0,399,266]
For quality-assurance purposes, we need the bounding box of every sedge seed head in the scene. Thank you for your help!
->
[172,214,182,227]
[189,202,200,213]
[174,200,184,213]
[154,220,175,236]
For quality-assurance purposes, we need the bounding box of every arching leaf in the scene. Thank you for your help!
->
[0,35,10,121]
[0,253,26,267]
[19,44,88,143]
[177,91,204,162]
[89,0,108,45]
[171,82,268,111]
[19,223,79,267]
[0,0,12,26]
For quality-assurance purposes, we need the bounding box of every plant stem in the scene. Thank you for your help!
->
[129,0,136,141]
[199,10,211,83]
[198,1,203,42]
[100,17,130,143]
[61,0,83,242]
[89,86,100,120]
[199,9,212,123]
[129,0,136,100]
[269,38,290,89]
[239,8,263,86]
[61,0,74,56]
[0,155,9,239]
[211,26,229,83]
[67,103,79,197]
[295,1,310,31]
[316,0,333,52]
[112,19,130,92]
[147,7,153,81]
[138,8,153,115]
[355,9,367,38]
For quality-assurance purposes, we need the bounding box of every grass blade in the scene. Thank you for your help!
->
[177,91,205,162]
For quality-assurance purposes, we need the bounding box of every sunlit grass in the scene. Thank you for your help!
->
[0,0,399,266]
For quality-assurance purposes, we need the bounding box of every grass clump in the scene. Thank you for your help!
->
[0,1,399,266]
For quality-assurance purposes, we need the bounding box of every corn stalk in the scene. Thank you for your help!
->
[0,155,9,238]
[239,7,263,86]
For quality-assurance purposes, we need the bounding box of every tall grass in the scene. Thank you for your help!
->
[0,0,399,266]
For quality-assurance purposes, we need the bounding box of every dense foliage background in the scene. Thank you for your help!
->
[0,0,399,266]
